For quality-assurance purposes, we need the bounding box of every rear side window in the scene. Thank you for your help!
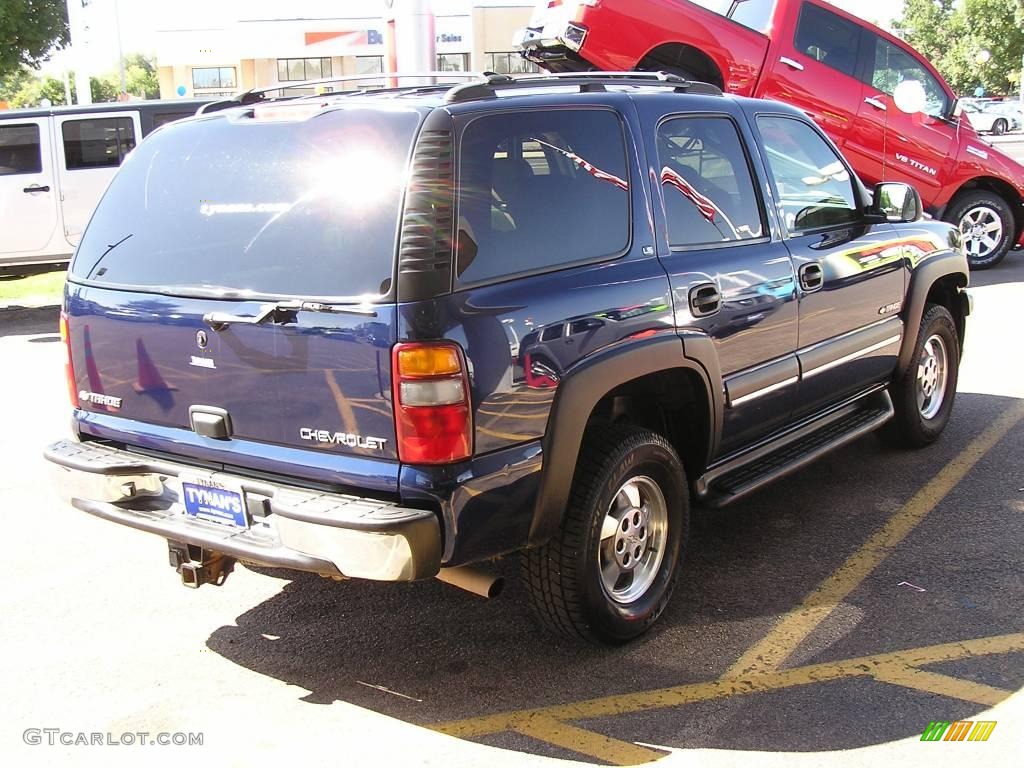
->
[70,108,421,299]
[0,123,42,176]
[151,111,196,129]
[793,2,862,77]
[62,117,136,170]
[656,116,764,247]
[756,116,859,233]
[455,109,630,286]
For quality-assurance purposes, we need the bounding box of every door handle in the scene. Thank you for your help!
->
[799,263,824,292]
[688,283,722,317]
[23,184,50,193]
[864,96,887,112]
[779,56,804,71]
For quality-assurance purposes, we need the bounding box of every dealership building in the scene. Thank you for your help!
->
[154,1,537,99]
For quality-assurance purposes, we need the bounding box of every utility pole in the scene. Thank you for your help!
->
[114,0,127,97]
[66,0,93,105]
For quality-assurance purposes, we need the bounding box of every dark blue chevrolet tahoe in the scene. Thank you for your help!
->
[45,73,970,644]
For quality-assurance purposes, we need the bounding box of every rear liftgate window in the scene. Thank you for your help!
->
[455,109,631,286]
[70,107,422,299]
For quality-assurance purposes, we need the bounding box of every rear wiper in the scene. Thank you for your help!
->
[203,300,377,331]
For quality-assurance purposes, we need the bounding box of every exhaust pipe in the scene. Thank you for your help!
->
[436,566,504,599]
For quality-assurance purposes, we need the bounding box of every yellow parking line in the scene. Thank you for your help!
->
[433,632,1024,740]
[871,664,1012,706]
[725,400,1024,677]
[509,714,665,765]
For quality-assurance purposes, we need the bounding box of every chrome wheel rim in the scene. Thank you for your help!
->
[917,334,948,420]
[959,205,1003,260]
[598,476,669,604]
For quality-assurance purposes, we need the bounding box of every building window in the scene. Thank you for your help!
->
[484,52,538,75]
[192,67,236,90]
[437,53,470,72]
[355,56,384,89]
[277,58,333,82]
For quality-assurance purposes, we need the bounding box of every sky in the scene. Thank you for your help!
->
[43,0,902,76]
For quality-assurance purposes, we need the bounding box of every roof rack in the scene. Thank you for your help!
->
[197,72,486,114]
[443,71,724,103]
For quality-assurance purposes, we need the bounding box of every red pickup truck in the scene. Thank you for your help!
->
[517,0,1024,268]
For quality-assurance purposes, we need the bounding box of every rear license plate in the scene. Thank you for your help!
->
[180,475,248,529]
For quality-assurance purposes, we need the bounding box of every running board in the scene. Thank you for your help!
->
[696,389,894,508]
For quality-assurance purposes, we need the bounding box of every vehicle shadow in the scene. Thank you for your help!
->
[206,391,1023,760]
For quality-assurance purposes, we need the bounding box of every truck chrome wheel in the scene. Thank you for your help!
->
[599,476,668,604]
[917,334,948,420]
[959,205,1003,261]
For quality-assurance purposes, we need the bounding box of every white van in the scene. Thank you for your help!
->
[0,100,208,276]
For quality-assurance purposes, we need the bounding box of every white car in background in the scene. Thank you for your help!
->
[960,101,1020,135]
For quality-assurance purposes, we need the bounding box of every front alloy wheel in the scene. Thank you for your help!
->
[945,191,1014,269]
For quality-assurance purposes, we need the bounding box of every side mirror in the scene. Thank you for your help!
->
[893,80,927,114]
[871,182,922,223]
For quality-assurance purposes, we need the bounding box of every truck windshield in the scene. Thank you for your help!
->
[70,106,422,301]
[689,0,777,35]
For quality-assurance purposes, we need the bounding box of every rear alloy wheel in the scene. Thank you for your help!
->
[992,118,1008,136]
[944,191,1014,269]
[522,426,688,644]
[878,304,959,448]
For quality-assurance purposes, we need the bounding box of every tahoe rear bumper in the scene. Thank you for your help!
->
[43,438,441,581]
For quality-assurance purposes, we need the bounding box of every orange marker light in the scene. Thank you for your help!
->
[396,346,461,378]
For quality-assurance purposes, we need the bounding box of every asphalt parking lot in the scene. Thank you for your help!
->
[1,256,1022,767]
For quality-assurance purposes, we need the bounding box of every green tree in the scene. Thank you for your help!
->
[0,0,69,79]
[123,53,159,99]
[0,66,36,103]
[897,0,1024,95]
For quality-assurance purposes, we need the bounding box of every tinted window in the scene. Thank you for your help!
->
[151,112,195,129]
[455,109,630,286]
[62,118,136,170]
[70,108,421,300]
[793,2,861,77]
[757,116,859,233]
[657,116,764,247]
[540,325,565,341]
[0,124,42,176]
[870,37,949,118]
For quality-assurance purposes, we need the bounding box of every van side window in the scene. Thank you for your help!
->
[0,124,42,176]
[656,116,764,247]
[62,117,136,170]
[869,37,949,118]
[456,109,630,286]
[793,2,862,77]
[756,116,859,234]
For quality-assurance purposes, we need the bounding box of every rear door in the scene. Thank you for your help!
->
[753,113,904,419]
[65,105,426,487]
[760,1,865,152]
[0,117,59,256]
[54,110,141,246]
[642,106,800,453]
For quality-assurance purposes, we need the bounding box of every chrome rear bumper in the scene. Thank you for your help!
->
[43,439,441,581]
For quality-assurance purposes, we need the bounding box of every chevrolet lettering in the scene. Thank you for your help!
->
[299,428,389,450]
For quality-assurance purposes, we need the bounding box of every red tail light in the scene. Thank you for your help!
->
[59,311,79,408]
[392,342,472,464]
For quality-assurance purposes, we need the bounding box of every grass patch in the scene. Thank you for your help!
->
[0,270,66,305]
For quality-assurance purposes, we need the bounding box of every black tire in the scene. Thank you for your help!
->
[943,190,1014,269]
[878,304,959,449]
[521,426,689,644]
[992,118,1008,136]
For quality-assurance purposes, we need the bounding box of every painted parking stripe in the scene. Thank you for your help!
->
[725,400,1024,677]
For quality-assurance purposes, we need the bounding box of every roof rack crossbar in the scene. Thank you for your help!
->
[198,72,490,114]
[443,71,723,103]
